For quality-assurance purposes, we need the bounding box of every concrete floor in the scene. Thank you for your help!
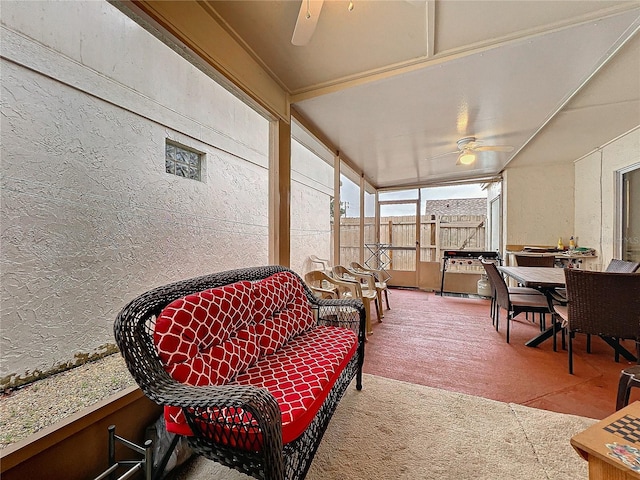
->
[362,288,638,420]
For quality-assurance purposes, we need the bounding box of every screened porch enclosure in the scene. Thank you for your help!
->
[336,211,488,290]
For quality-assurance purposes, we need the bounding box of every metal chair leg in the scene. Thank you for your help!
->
[569,331,575,374]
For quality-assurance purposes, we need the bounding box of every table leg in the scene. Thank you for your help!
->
[600,336,638,362]
[525,321,560,348]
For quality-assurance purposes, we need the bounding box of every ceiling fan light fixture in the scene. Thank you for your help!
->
[458,151,476,165]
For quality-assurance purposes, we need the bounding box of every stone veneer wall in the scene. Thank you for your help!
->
[0,2,330,388]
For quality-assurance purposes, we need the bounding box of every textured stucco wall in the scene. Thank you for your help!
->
[290,139,334,276]
[1,2,270,387]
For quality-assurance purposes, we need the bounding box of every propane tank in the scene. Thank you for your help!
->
[477,275,491,297]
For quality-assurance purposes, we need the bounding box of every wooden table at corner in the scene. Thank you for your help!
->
[571,401,640,479]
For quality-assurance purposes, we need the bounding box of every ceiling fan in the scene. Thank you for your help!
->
[291,0,419,46]
[429,137,514,165]
[292,0,326,46]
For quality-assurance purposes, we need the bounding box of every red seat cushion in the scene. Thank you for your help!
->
[188,326,358,449]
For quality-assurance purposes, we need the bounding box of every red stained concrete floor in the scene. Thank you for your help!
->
[362,288,639,420]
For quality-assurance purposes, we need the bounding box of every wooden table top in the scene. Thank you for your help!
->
[497,266,567,289]
[571,401,640,478]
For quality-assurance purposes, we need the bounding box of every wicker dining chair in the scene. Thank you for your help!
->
[616,365,640,410]
[606,258,640,273]
[563,268,640,374]
[552,259,640,353]
[481,260,551,343]
[514,254,556,268]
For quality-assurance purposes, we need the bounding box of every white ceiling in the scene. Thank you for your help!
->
[202,1,640,188]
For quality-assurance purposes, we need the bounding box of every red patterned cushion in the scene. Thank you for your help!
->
[158,273,319,437]
[154,281,257,435]
[252,271,297,322]
[187,326,358,448]
[163,324,260,435]
[166,324,260,385]
[256,306,314,355]
[253,272,316,355]
[154,281,254,367]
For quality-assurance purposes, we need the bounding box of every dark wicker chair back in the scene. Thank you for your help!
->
[605,258,640,273]
[564,268,640,374]
[565,269,640,339]
[514,254,556,267]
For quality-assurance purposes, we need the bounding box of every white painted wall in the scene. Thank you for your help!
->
[503,162,575,249]
[502,129,639,271]
[1,1,271,387]
[574,128,640,270]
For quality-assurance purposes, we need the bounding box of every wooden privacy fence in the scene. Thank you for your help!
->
[338,215,486,271]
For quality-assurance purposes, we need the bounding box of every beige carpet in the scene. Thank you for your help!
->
[174,374,596,480]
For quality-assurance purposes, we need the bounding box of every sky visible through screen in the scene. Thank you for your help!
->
[341,183,487,217]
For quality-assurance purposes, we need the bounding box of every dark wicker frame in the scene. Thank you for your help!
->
[113,265,366,480]
[605,258,640,273]
[565,268,640,374]
[513,254,556,268]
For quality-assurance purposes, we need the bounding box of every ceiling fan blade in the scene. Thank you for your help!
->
[426,150,459,161]
[473,145,514,152]
[291,0,325,46]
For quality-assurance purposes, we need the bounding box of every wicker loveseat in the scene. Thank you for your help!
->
[114,265,366,480]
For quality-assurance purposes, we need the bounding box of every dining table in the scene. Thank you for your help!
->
[497,266,566,348]
[498,265,638,361]
[497,266,567,290]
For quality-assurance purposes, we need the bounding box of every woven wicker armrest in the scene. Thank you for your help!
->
[316,297,364,316]
[180,383,283,453]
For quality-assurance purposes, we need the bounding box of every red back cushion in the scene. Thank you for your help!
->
[154,280,254,368]
[253,272,316,355]
[154,280,259,436]
[252,272,295,322]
